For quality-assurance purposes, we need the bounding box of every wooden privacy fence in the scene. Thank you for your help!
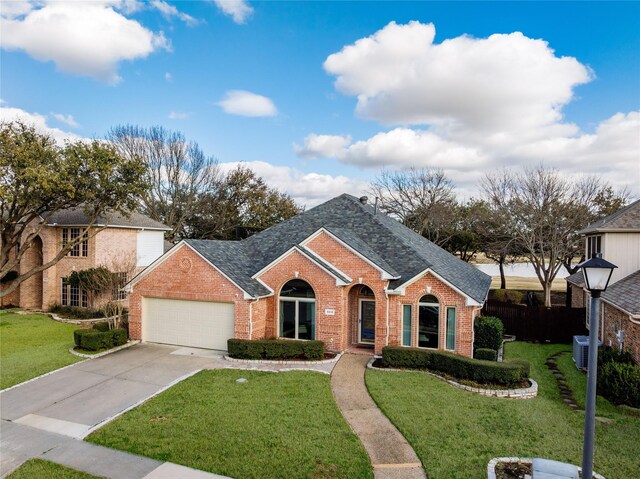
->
[481,301,588,343]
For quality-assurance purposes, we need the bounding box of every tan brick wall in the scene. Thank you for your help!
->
[129,244,248,341]
[602,303,640,365]
[570,284,586,309]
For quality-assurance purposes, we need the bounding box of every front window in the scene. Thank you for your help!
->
[446,307,456,351]
[586,235,601,259]
[112,272,128,300]
[279,279,316,340]
[402,304,412,346]
[62,228,88,257]
[418,294,439,348]
[61,277,88,308]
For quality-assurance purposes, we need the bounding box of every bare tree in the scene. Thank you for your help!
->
[369,168,457,247]
[108,125,221,242]
[481,165,626,306]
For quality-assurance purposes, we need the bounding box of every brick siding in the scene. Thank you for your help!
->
[601,302,640,365]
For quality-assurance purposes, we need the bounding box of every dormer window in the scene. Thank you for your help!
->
[586,235,602,259]
[62,228,88,257]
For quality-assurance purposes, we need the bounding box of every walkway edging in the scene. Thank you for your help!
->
[487,457,605,479]
[367,358,538,399]
[69,340,140,359]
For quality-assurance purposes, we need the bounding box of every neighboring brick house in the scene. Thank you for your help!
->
[566,200,640,363]
[1,207,170,311]
[128,194,491,356]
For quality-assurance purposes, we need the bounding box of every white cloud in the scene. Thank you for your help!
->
[164,72,172,82]
[213,0,253,24]
[219,161,368,207]
[218,90,277,117]
[0,105,82,143]
[294,134,351,159]
[151,0,200,26]
[1,1,170,84]
[168,111,189,120]
[324,21,591,138]
[51,112,80,128]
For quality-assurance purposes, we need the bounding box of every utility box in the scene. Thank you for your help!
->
[573,335,602,370]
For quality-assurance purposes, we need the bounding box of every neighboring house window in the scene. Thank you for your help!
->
[112,272,127,300]
[402,304,412,347]
[279,279,316,340]
[62,228,88,257]
[418,294,439,348]
[61,277,87,308]
[446,307,456,351]
[586,235,601,259]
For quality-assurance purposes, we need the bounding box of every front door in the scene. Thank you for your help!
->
[359,300,375,343]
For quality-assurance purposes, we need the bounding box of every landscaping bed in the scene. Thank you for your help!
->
[0,310,83,389]
[87,369,372,479]
[366,342,640,479]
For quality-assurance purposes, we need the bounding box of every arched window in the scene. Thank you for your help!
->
[418,294,439,348]
[280,279,316,340]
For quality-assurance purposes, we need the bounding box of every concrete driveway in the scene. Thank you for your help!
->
[0,343,229,478]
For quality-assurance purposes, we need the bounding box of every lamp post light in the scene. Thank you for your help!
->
[579,253,617,479]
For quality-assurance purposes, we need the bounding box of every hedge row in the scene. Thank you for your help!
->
[382,346,530,386]
[474,316,504,352]
[228,339,324,360]
[475,348,498,362]
[74,324,127,351]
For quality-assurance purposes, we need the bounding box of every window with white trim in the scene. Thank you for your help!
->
[418,294,439,348]
[111,272,128,300]
[62,228,88,257]
[586,235,601,259]
[446,307,456,351]
[279,279,316,340]
[402,304,412,346]
[61,277,88,308]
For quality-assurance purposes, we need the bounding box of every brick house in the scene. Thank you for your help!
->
[127,194,491,356]
[566,200,640,363]
[1,207,170,311]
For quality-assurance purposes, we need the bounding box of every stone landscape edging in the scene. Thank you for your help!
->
[224,352,342,365]
[367,358,538,399]
[487,457,605,479]
[69,340,140,358]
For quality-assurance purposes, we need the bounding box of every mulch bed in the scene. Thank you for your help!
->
[495,461,532,479]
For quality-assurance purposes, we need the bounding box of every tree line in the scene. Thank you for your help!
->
[1,121,629,306]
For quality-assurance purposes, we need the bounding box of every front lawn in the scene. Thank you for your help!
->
[0,310,83,389]
[7,459,101,479]
[366,342,640,479]
[87,370,372,479]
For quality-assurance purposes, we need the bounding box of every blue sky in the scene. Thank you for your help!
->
[2,1,639,206]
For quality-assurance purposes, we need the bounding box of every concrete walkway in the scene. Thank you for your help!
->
[331,354,426,479]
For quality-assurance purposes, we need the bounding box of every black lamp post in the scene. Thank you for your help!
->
[579,253,617,479]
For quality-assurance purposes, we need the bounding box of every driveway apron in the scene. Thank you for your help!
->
[331,353,427,479]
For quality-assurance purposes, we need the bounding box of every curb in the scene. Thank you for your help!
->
[69,340,140,359]
[487,457,605,479]
[367,358,538,399]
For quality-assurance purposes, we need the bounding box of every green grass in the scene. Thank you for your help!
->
[7,459,102,479]
[366,342,640,479]
[87,370,372,479]
[0,310,83,389]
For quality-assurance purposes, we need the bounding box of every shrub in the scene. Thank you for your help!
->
[492,289,524,304]
[227,339,324,360]
[382,346,529,386]
[598,361,640,408]
[50,304,105,319]
[73,327,127,351]
[93,322,110,332]
[474,316,504,352]
[475,348,498,361]
[599,347,635,366]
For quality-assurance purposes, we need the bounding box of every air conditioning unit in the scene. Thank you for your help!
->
[573,335,602,370]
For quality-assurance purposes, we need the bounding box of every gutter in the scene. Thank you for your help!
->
[385,283,390,347]
[248,298,260,340]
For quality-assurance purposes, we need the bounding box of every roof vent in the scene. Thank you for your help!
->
[359,196,368,204]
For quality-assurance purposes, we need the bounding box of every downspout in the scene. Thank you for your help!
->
[385,282,390,347]
[249,298,259,340]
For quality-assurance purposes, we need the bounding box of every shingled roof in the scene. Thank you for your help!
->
[45,206,170,231]
[602,270,640,317]
[187,194,491,303]
[578,199,640,234]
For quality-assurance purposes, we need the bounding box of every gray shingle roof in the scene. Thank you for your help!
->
[566,271,585,287]
[45,206,170,231]
[185,239,271,297]
[602,270,640,316]
[578,200,640,234]
[187,194,490,303]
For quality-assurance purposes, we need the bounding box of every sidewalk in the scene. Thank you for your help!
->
[330,354,426,479]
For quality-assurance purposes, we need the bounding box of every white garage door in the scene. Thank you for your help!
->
[142,297,234,350]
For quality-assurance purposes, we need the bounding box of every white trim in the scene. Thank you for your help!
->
[390,268,483,306]
[445,306,456,351]
[600,295,640,320]
[279,296,317,340]
[47,223,171,231]
[358,298,376,344]
[251,244,351,286]
[301,246,353,285]
[299,228,400,280]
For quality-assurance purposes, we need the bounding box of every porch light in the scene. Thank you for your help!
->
[579,253,617,292]
[578,253,617,479]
